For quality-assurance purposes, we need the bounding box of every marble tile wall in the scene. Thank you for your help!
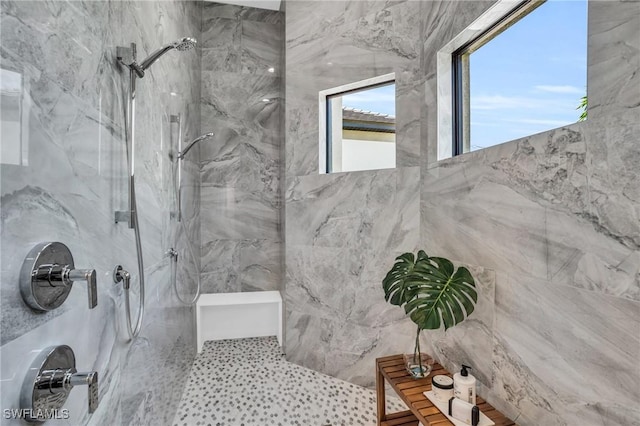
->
[419,1,640,424]
[0,1,201,425]
[284,0,426,384]
[199,3,284,294]
[284,1,640,425]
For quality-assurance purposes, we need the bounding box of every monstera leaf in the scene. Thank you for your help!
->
[382,250,430,306]
[383,251,477,330]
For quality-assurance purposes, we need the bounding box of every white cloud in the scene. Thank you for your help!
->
[471,93,582,113]
[534,85,584,94]
[507,118,572,127]
[471,95,543,110]
[342,92,395,104]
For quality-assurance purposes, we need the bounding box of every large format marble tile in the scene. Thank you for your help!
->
[200,137,280,195]
[284,1,346,51]
[421,265,496,388]
[422,124,640,302]
[199,238,281,294]
[285,307,418,388]
[285,167,419,249]
[203,2,283,24]
[201,17,241,73]
[1,1,201,424]
[241,19,283,76]
[199,4,283,300]
[201,71,281,127]
[492,275,640,425]
[201,187,279,241]
[588,1,640,121]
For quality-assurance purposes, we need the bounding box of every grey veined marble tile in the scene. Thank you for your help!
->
[204,2,283,24]
[285,167,419,250]
[201,71,281,131]
[200,137,280,195]
[285,306,419,388]
[201,187,279,241]
[422,264,496,389]
[422,125,640,302]
[201,17,241,72]
[492,275,640,425]
[588,0,640,120]
[241,19,283,76]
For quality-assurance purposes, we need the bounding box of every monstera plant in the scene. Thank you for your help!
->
[382,250,477,378]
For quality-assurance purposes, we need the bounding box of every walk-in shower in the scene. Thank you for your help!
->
[114,37,197,340]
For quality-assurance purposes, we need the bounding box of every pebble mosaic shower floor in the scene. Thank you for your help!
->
[172,337,405,426]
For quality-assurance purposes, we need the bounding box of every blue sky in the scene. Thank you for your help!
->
[340,0,587,151]
[342,83,396,116]
[470,0,587,150]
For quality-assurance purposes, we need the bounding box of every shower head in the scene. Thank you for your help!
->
[138,37,197,73]
[173,37,197,51]
[178,132,214,160]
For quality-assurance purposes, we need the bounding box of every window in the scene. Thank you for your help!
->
[319,74,395,173]
[444,0,587,157]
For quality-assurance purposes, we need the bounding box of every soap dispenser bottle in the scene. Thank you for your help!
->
[453,364,476,405]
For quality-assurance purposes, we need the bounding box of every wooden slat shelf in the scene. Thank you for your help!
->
[376,355,517,426]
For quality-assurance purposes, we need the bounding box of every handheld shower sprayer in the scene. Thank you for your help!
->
[168,131,215,306]
[178,132,215,160]
[117,37,197,78]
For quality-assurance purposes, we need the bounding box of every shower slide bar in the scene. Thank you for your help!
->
[114,42,138,229]
[171,114,183,222]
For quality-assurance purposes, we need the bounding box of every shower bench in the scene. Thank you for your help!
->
[196,291,283,353]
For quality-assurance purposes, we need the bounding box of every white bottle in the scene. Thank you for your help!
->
[453,364,476,405]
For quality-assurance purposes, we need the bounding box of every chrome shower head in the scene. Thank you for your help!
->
[173,37,197,51]
[139,37,197,73]
[178,132,214,160]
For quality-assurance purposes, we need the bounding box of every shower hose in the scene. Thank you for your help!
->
[124,178,145,340]
[169,149,202,306]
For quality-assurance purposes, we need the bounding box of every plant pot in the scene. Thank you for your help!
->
[403,352,434,379]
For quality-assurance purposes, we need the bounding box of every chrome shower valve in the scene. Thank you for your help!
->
[20,242,98,311]
[20,345,99,422]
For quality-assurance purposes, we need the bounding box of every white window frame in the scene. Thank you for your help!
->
[318,73,395,174]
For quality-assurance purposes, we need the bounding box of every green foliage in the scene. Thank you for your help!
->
[577,95,587,122]
[382,250,478,331]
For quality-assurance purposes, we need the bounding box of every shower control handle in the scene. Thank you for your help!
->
[35,265,97,309]
[70,370,99,413]
[67,268,98,309]
[20,345,100,422]
[20,242,98,311]
[41,369,99,413]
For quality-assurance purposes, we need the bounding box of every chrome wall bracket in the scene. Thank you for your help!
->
[114,210,132,224]
[20,242,97,311]
[20,345,99,423]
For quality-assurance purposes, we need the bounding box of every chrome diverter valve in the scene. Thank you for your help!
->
[20,345,99,423]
